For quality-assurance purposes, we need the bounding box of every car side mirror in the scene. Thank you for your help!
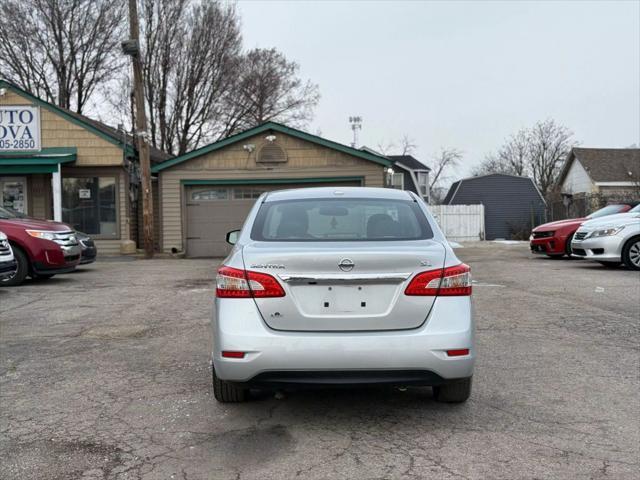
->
[226,230,240,245]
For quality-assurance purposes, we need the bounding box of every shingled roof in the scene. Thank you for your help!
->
[559,147,640,184]
[388,155,431,171]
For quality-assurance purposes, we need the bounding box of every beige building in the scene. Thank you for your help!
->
[152,122,391,257]
[0,80,168,254]
[1,80,392,258]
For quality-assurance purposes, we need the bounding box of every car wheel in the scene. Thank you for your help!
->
[212,368,248,402]
[622,236,640,271]
[564,233,575,257]
[433,377,472,403]
[1,246,29,287]
[596,261,621,268]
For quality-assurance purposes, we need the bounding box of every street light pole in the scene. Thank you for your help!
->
[125,0,154,258]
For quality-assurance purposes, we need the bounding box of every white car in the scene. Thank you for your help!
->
[571,204,640,270]
[212,187,474,403]
[0,231,18,281]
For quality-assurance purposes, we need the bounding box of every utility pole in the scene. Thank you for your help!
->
[124,0,154,258]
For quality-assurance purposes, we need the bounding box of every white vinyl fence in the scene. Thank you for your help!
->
[429,204,485,242]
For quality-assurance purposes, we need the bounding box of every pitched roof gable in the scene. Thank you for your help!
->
[151,122,392,173]
[559,147,640,184]
[0,79,171,163]
[388,155,431,171]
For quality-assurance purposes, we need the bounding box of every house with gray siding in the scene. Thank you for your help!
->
[387,155,431,203]
[443,173,546,240]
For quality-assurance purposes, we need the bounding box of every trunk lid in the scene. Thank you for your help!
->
[242,241,446,331]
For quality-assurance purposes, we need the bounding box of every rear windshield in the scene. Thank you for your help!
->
[251,198,433,241]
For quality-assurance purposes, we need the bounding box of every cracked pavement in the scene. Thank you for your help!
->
[0,243,638,479]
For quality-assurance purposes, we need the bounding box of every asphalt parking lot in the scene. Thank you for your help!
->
[1,243,639,479]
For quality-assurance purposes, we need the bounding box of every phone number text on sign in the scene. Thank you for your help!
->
[0,106,41,152]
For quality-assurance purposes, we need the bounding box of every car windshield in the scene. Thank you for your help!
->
[586,205,627,219]
[251,198,433,241]
[0,206,25,219]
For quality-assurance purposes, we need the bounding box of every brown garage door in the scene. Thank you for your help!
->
[185,182,360,257]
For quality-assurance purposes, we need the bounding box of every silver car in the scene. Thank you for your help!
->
[0,231,18,281]
[571,204,640,270]
[212,187,474,403]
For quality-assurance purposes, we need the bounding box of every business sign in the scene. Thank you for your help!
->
[79,189,91,199]
[0,106,41,152]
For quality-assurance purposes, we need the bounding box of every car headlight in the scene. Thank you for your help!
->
[588,226,625,238]
[25,230,58,241]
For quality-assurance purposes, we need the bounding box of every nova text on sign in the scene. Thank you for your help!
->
[0,106,41,152]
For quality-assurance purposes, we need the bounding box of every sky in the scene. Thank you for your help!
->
[237,0,640,176]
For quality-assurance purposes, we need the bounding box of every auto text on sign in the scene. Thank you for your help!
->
[0,106,41,152]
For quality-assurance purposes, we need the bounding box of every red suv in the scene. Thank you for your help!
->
[0,206,82,286]
[530,203,637,258]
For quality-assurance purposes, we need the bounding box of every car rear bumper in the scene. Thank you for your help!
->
[212,296,475,384]
[236,369,455,388]
[571,236,623,262]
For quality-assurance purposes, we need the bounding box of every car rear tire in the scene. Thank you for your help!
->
[622,236,640,271]
[212,368,248,402]
[433,377,472,403]
[1,246,29,287]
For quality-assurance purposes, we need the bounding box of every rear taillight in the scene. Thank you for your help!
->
[216,266,285,298]
[404,264,472,296]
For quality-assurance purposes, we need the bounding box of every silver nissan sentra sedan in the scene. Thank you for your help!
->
[212,187,475,403]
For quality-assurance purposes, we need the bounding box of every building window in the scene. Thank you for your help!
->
[416,171,429,197]
[0,177,28,214]
[233,188,265,199]
[62,177,117,237]
[191,189,228,200]
[388,172,404,190]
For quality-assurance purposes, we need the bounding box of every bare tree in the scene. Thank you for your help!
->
[473,128,529,177]
[527,119,574,198]
[139,2,319,155]
[429,148,463,189]
[497,129,529,175]
[375,134,416,156]
[375,139,395,156]
[140,0,242,155]
[471,153,517,176]
[427,148,463,204]
[220,48,320,136]
[398,135,417,155]
[473,119,574,199]
[0,0,126,113]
